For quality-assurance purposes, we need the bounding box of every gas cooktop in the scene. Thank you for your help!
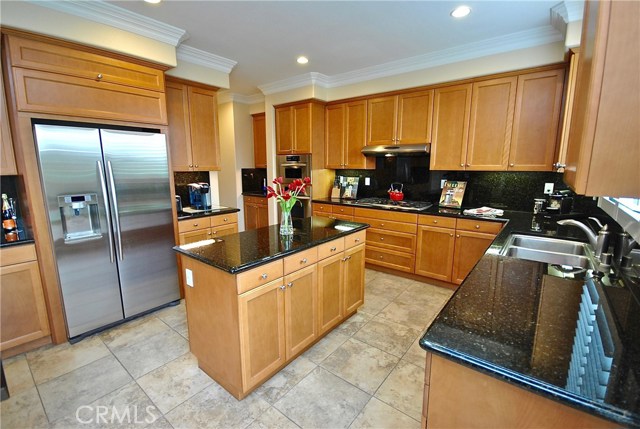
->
[355,198,433,211]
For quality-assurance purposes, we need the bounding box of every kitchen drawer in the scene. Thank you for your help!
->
[283,247,318,275]
[332,205,354,216]
[345,230,366,249]
[244,196,267,206]
[178,217,211,233]
[362,218,417,234]
[456,218,503,234]
[313,203,332,214]
[6,35,165,92]
[236,260,284,294]
[331,214,354,221]
[365,246,415,273]
[354,207,418,224]
[211,223,237,237]
[317,237,345,261]
[366,229,416,254]
[0,244,37,266]
[210,212,238,227]
[418,215,456,229]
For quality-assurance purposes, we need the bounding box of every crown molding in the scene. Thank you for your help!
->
[218,91,264,105]
[550,3,569,35]
[27,0,188,46]
[177,45,237,73]
[259,72,330,95]
[564,1,585,21]
[258,25,563,94]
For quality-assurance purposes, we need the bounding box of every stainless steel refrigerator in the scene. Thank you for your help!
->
[34,123,179,339]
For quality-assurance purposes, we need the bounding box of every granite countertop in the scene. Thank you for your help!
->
[418,211,640,427]
[177,207,240,221]
[173,216,369,274]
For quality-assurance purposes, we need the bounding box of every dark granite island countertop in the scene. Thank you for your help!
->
[420,214,640,427]
[173,216,369,273]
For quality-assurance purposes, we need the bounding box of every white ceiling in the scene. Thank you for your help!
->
[105,0,573,96]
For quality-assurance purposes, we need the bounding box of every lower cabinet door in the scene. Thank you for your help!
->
[238,278,286,390]
[179,228,211,245]
[1,260,50,351]
[211,223,237,238]
[244,202,258,230]
[452,231,495,284]
[415,225,455,281]
[257,205,270,228]
[284,265,317,359]
[343,244,365,315]
[317,253,344,335]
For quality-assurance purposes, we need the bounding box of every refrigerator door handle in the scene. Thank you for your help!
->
[96,161,116,263]
[106,160,124,261]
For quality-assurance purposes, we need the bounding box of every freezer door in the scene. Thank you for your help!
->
[34,124,124,338]
[100,129,179,317]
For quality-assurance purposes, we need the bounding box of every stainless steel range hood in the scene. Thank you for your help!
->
[361,143,431,157]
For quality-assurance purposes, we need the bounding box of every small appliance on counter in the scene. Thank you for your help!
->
[547,190,574,214]
[188,182,212,210]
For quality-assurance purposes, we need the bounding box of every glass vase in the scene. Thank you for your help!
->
[280,209,294,236]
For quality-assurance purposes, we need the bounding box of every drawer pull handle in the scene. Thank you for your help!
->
[509,163,514,167]
[301,258,308,264]
[433,220,438,224]
[279,285,286,291]
[97,73,103,80]
[224,218,228,221]
[379,255,384,260]
[475,225,480,229]
[330,247,337,251]
[380,237,384,241]
[355,238,360,242]
[380,223,385,227]
[207,232,212,235]
[193,223,198,227]
[287,282,293,288]
[261,273,268,279]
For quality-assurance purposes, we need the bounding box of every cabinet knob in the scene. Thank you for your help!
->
[450,233,453,237]
[287,282,293,288]
[207,232,212,236]
[193,223,198,227]
[97,73,103,80]
[212,231,217,235]
[355,238,360,242]
[553,162,566,170]
[380,237,384,241]
[475,225,480,229]
[195,164,199,168]
[261,273,268,279]
[223,218,228,221]
[433,220,438,224]
[466,163,470,167]
[379,255,384,260]
[279,285,286,291]
[330,247,337,251]
[460,163,464,167]
[456,234,460,238]
[509,163,514,167]
[189,164,193,168]
[380,223,385,227]
[301,258,308,264]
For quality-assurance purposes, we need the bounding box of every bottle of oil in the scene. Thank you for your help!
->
[2,193,18,242]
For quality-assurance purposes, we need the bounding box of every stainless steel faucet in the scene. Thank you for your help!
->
[557,219,610,257]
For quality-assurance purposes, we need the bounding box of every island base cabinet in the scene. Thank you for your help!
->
[317,253,344,334]
[343,244,365,314]
[284,265,317,359]
[238,279,287,392]
[423,352,618,428]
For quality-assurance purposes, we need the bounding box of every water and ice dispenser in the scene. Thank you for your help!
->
[57,194,102,243]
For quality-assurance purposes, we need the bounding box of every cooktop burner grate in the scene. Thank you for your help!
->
[355,198,433,211]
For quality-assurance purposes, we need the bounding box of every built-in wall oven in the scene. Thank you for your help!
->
[276,154,311,219]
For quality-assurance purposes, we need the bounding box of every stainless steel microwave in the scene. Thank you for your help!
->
[276,154,311,189]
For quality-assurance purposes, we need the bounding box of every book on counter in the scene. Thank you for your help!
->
[439,181,466,208]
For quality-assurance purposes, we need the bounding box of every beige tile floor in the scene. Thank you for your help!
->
[1,269,453,429]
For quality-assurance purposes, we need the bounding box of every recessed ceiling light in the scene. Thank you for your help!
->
[144,0,161,4]
[451,5,471,18]
[297,56,309,65]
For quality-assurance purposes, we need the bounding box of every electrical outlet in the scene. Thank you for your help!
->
[186,269,194,287]
[365,177,371,186]
[544,183,554,195]
[441,179,447,188]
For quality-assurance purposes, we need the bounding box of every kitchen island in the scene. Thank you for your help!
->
[419,212,640,428]
[173,216,368,399]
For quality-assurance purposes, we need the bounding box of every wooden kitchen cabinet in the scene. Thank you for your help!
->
[367,90,433,146]
[275,100,325,155]
[252,113,267,168]
[166,77,221,171]
[243,196,269,230]
[177,213,238,244]
[509,68,565,171]
[325,100,373,169]
[430,84,473,170]
[4,33,167,125]
[343,244,365,314]
[452,230,497,284]
[466,77,517,170]
[283,264,317,359]
[0,64,17,175]
[1,244,50,352]
[415,225,456,281]
[563,0,639,196]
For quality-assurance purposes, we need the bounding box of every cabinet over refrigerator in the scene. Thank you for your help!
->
[34,122,180,340]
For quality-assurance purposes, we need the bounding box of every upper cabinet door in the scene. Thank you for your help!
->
[252,113,267,168]
[276,107,294,154]
[325,104,345,169]
[509,69,565,171]
[466,77,517,171]
[165,81,193,171]
[293,104,312,154]
[344,100,371,169]
[188,86,220,171]
[0,64,17,176]
[367,96,397,145]
[397,90,434,145]
[430,84,472,170]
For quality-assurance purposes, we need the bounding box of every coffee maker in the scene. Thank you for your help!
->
[188,182,212,210]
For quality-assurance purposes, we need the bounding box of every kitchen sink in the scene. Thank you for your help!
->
[500,234,595,269]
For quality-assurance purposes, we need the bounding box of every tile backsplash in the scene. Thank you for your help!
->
[336,158,598,213]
